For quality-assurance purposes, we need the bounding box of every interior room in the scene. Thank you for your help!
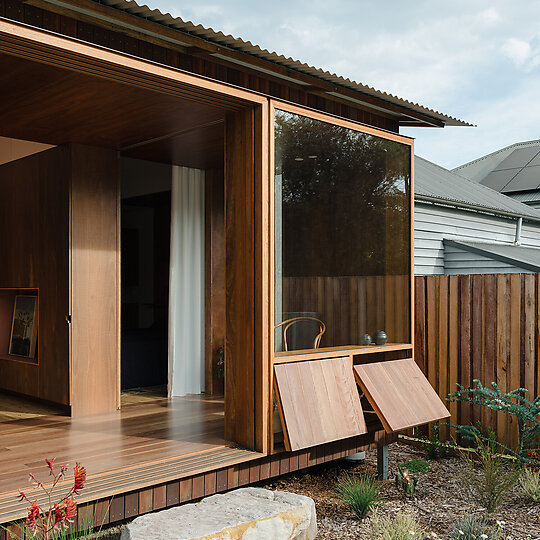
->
[0,46,246,482]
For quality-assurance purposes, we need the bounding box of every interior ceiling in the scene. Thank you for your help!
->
[0,53,228,169]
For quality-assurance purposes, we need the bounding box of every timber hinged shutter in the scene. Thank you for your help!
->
[274,357,449,452]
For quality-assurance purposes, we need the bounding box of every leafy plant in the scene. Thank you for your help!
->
[420,423,454,460]
[458,438,520,513]
[365,510,426,539]
[447,380,540,462]
[475,420,498,454]
[519,468,540,503]
[2,521,96,540]
[216,346,225,379]
[401,459,430,475]
[10,458,87,540]
[395,465,418,498]
[525,449,540,472]
[335,472,382,518]
[448,515,496,540]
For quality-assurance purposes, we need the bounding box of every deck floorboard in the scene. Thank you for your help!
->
[0,393,260,522]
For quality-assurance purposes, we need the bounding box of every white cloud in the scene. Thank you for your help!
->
[480,7,501,24]
[148,0,540,166]
[501,38,532,67]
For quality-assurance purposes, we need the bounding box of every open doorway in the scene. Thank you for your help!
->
[119,122,226,405]
[120,158,171,397]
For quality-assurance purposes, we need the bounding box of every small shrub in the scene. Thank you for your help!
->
[1,458,88,540]
[421,424,454,460]
[519,468,540,502]
[448,515,494,540]
[525,449,540,472]
[459,439,520,513]
[447,380,540,462]
[395,465,418,498]
[335,472,382,518]
[365,510,426,539]
[401,459,430,475]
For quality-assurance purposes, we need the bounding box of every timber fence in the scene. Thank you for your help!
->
[414,273,540,450]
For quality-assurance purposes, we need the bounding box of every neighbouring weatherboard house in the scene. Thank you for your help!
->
[0,0,462,530]
[414,156,540,275]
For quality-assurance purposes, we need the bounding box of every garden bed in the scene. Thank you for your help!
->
[260,442,540,539]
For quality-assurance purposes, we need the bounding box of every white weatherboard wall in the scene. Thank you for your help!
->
[168,166,205,397]
[414,203,540,275]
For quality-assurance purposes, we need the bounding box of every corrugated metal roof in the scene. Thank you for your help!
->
[444,239,540,273]
[509,191,540,204]
[415,156,540,221]
[88,0,471,127]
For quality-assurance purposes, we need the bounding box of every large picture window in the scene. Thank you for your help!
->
[274,108,411,353]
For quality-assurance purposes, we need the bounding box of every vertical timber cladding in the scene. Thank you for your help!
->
[224,104,270,453]
[0,146,70,406]
[70,144,119,416]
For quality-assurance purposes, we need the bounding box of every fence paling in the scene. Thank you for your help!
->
[414,273,540,451]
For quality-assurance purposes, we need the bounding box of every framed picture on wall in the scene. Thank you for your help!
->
[9,295,38,358]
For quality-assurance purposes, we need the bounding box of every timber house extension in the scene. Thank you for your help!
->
[0,0,466,531]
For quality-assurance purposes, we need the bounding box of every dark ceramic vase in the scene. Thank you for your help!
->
[373,330,388,345]
[359,333,372,346]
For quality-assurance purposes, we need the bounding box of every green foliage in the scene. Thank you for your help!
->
[395,465,418,498]
[365,510,426,539]
[447,380,540,461]
[447,515,495,540]
[419,424,454,460]
[335,472,382,518]
[519,468,540,503]
[1,521,95,540]
[459,438,520,513]
[401,459,430,475]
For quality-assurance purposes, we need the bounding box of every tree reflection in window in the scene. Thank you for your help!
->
[275,110,411,351]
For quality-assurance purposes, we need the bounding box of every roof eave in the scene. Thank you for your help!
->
[444,239,540,273]
[31,0,470,128]
[415,194,540,224]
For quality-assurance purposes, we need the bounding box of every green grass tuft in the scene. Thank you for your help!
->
[335,472,383,518]
[401,459,431,475]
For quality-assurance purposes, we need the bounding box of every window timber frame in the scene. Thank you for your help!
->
[268,99,415,451]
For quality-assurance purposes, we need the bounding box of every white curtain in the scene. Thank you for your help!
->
[168,166,205,397]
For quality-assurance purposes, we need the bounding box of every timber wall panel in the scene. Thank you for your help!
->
[224,109,255,449]
[70,144,119,416]
[0,145,71,405]
[414,273,540,449]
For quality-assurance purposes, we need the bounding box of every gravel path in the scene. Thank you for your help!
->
[260,442,540,539]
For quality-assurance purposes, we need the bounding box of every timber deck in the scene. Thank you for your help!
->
[0,393,260,522]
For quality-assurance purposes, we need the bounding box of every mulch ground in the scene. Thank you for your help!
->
[260,442,540,539]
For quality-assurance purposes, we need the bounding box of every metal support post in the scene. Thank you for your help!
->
[377,444,389,480]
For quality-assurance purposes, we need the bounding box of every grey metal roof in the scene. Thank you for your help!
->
[508,191,540,204]
[83,0,471,128]
[453,140,540,187]
[444,239,540,273]
[415,156,540,221]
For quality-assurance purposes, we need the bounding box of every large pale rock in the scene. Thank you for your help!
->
[121,487,316,540]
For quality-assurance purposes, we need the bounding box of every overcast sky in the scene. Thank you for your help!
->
[151,0,540,169]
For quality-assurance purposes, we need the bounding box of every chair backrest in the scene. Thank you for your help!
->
[275,316,326,352]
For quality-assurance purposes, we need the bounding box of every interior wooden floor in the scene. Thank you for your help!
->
[0,392,260,522]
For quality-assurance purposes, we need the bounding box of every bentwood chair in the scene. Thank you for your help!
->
[274,316,326,351]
